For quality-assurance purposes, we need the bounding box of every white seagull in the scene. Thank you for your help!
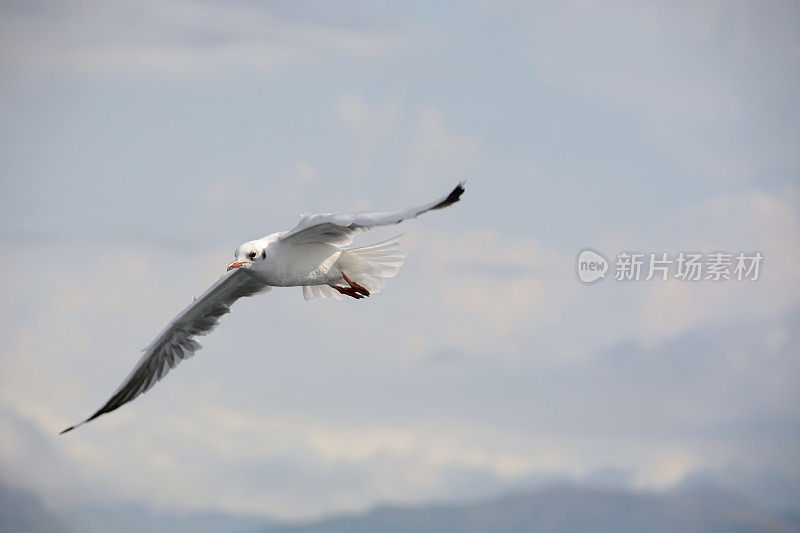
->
[61,183,465,434]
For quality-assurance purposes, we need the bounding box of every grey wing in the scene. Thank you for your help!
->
[278,182,465,247]
[60,268,271,434]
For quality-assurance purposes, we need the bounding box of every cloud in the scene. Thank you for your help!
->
[0,0,420,79]
[635,188,800,341]
[403,106,482,186]
[397,228,577,357]
[1,234,556,517]
[333,93,484,189]
[512,0,800,184]
[334,93,403,180]
[0,231,798,518]
[1,1,798,519]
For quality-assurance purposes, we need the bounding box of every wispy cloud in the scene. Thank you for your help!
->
[1,0,798,521]
[0,0,422,79]
[511,0,800,184]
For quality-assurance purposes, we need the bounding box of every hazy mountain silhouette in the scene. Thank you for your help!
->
[0,480,72,533]
[57,503,277,533]
[4,475,798,533]
[0,476,278,533]
[265,484,799,533]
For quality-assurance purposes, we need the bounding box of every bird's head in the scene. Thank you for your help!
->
[228,241,266,271]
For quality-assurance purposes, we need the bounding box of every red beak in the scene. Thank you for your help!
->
[227,261,244,271]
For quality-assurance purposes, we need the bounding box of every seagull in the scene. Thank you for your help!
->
[60,183,465,434]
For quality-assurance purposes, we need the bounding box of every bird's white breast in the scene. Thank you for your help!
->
[254,241,341,286]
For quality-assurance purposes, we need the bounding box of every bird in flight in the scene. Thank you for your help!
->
[61,183,465,434]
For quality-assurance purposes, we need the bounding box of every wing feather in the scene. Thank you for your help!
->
[279,182,464,247]
[60,268,271,434]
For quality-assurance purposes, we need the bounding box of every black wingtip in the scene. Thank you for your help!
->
[431,182,465,211]
[59,425,75,435]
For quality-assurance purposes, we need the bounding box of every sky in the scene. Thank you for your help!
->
[0,0,799,521]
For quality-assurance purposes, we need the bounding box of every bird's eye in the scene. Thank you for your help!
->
[249,251,257,260]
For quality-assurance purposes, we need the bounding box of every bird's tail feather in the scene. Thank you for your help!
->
[303,235,407,300]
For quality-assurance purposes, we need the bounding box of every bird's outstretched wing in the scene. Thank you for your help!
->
[278,182,465,247]
[61,268,271,434]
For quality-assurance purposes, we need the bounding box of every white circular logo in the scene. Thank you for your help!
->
[577,249,608,284]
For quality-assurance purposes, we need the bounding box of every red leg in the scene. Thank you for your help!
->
[330,285,366,299]
[341,271,370,297]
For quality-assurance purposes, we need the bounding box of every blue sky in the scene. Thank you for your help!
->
[1,0,799,520]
